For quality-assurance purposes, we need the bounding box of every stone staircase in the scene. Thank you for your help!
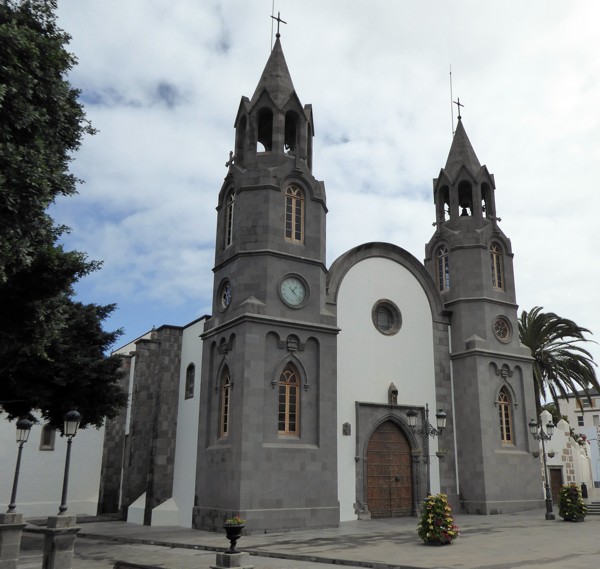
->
[587,501,600,515]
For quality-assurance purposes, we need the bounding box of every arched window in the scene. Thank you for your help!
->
[225,191,235,247]
[490,242,504,290]
[257,108,273,151]
[458,180,473,216]
[284,110,298,152]
[285,185,304,243]
[220,367,231,438]
[436,245,450,291]
[185,363,195,400]
[498,387,513,444]
[278,363,300,435]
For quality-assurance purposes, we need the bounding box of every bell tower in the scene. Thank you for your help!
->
[193,36,339,532]
[425,118,544,514]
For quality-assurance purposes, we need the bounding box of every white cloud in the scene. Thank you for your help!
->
[52,0,600,365]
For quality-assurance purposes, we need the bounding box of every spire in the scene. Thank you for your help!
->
[443,119,481,182]
[250,37,296,109]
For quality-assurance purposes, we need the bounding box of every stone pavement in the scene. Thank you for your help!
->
[19,509,600,569]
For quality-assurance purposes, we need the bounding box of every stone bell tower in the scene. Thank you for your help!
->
[193,35,339,532]
[424,117,544,514]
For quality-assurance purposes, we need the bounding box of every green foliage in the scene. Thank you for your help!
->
[541,403,568,425]
[417,494,459,544]
[519,307,598,413]
[0,0,125,428]
[558,483,586,521]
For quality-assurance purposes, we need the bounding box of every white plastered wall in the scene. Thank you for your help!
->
[336,256,438,521]
[168,317,205,527]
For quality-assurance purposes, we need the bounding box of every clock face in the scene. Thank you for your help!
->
[280,276,307,307]
[219,281,232,309]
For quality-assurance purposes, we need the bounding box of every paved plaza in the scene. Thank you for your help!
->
[17,509,600,569]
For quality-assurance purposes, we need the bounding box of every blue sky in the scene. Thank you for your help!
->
[53,0,600,366]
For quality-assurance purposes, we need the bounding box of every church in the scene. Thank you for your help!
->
[98,34,545,532]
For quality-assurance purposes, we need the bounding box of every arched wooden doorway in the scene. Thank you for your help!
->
[366,420,413,517]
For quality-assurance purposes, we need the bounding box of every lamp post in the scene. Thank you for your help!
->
[7,418,33,514]
[58,410,82,515]
[528,418,555,520]
[407,404,446,496]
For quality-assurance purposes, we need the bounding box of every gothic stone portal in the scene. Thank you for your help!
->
[366,421,413,517]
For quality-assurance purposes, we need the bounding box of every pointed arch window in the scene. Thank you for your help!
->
[285,185,304,243]
[185,363,195,400]
[220,367,231,438]
[257,108,273,151]
[278,363,300,435]
[225,191,235,248]
[436,245,450,291]
[498,387,513,444]
[490,242,504,290]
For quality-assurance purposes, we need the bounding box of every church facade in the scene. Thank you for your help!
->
[99,37,545,532]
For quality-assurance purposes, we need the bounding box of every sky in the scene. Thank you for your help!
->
[52,0,600,366]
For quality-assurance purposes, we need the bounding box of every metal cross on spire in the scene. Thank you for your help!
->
[453,97,464,120]
[271,11,287,38]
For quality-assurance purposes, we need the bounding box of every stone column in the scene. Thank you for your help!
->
[0,513,26,569]
[36,515,80,569]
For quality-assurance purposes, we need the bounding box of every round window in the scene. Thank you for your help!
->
[493,316,512,343]
[372,300,402,336]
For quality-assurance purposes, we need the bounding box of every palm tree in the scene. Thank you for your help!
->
[519,306,598,416]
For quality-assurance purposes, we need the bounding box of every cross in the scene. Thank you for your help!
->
[453,98,464,120]
[225,150,235,168]
[271,11,287,38]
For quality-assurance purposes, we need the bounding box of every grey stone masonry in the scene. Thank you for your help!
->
[0,513,26,569]
[120,326,183,524]
[98,354,131,515]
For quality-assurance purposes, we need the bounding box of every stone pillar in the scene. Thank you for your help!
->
[38,515,80,569]
[210,552,254,569]
[0,513,26,569]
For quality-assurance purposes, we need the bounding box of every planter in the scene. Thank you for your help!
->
[423,539,452,546]
[562,515,585,522]
[223,523,245,553]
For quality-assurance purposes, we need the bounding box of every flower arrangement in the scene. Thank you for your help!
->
[224,515,245,526]
[417,494,459,545]
[558,484,586,522]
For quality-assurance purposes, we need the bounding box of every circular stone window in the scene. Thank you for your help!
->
[372,299,402,336]
[493,316,512,343]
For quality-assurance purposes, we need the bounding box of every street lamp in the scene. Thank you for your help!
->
[58,410,82,515]
[407,404,446,496]
[7,417,33,513]
[528,418,555,520]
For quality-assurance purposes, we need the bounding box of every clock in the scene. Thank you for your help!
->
[279,275,307,307]
[218,280,232,310]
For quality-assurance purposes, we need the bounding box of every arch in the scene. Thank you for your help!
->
[435,244,450,292]
[219,365,232,438]
[185,363,195,400]
[272,352,309,391]
[497,386,514,445]
[284,110,299,152]
[327,242,450,324]
[458,180,473,216]
[285,184,304,243]
[224,189,235,248]
[277,362,300,435]
[365,420,414,517]
[436,185,450,222]
[481,181,495,218]
[257,108,273,151]
[490,241,504,290]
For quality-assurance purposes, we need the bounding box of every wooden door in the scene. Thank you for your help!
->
[549,468,563,504]
[366,420,413,517]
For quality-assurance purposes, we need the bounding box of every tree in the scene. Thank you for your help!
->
[519,306,599,416]
[0,0,126,429]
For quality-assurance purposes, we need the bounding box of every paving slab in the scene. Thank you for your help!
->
[19,509,600,569]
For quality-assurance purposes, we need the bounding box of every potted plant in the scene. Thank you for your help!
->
[558,484,586,522]
[417,494,459,545]
[223,515,246,553]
